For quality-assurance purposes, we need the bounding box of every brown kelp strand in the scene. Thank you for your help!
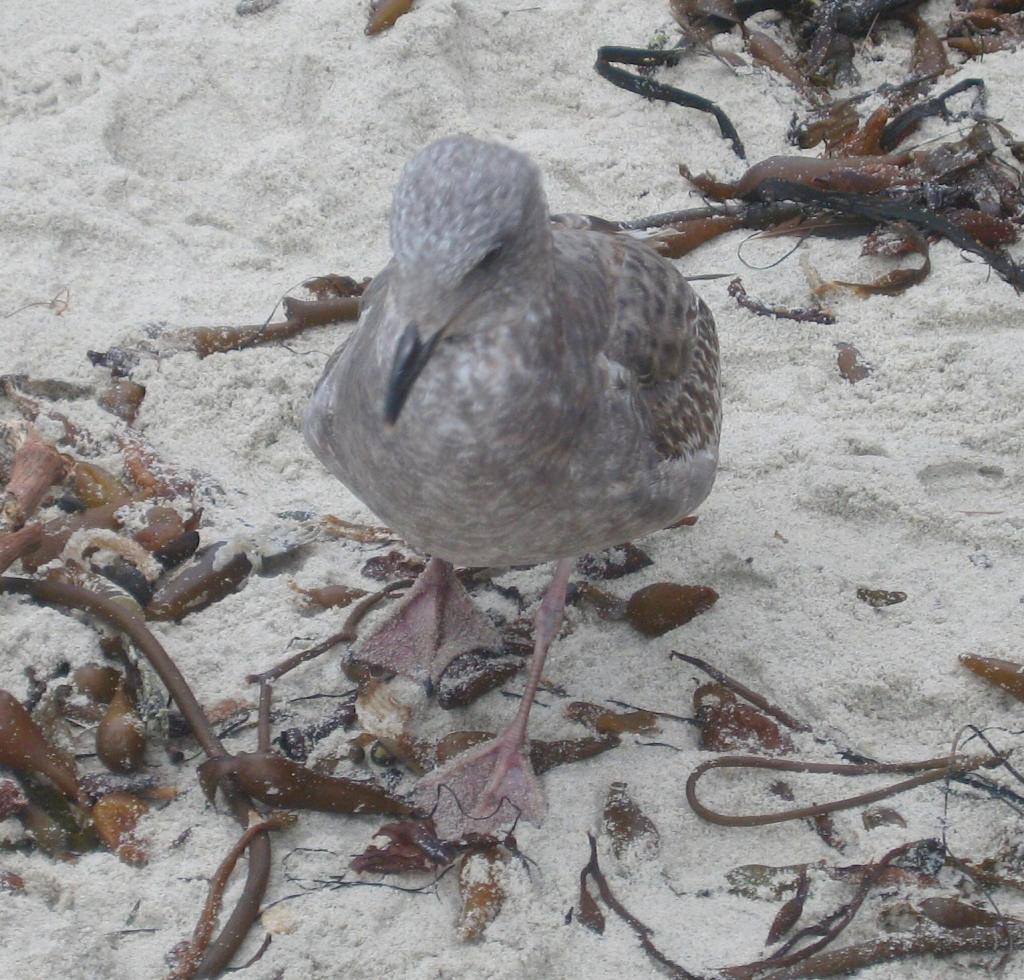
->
[96,379,146,425]
[685,753,997,828]
[251,581,407,685]
[1,426,68,529]
[119,434,194,499]
[96,683,147,773]
[0,576,271,977]
[681,154,912,202]
[747,30,818,99]
[829,224,931,297]
[594,46,745,158]
[718,840,955,977]
[168,813,288,980]
[365,0,414,35]
[281,295,361,327]
[791,99,860,150]
[565,701,661,735]
[577,833,699,978]
[198,752,415,816]
[0,689,81,801]
[960,653,1024,701]
[146,542,253,621]
[879,77,985,153]
[824,105,890,157]
[180,317,347,359]
[944,208,1018,247]
[646,214,744,259]
[0,523,43,574]
[907,11,949,78]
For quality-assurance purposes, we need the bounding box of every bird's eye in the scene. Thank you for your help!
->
[478,243,503,269]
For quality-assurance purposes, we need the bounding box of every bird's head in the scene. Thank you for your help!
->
[383,136,551,424]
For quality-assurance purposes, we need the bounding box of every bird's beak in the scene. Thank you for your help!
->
[383,323,443,425]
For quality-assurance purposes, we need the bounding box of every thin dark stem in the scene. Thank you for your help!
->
[686,753,997,828]
[671,652,809,732]
[246,580,409,684]
[594,47,746,158]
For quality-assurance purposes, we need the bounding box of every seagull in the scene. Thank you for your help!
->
[305,136,721,836]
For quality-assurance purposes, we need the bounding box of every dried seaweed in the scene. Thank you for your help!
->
[603,782,660,858]
[0,688,81,801]
[0,523,42,574]
[756,178,1024,292]
[366,0,414,36]
[728,277,836,323]
[880,78,985,152]
[578,833,701,979]
[671,651,810,732]
[249,580,408,685]
[1,426,68,529]
[835,342,872,382]
[856,586,906,606]
[594,47,745,158]
[694,684,793,753]
[748,921,1024,977]
[686,752,998,828]
[169,813,287,980]
[766,867,810,945]
[198,752,414,816]
[960,653,1024,701]
[0,577,272,976]
[626,582,718,636]
[722,840,950,977]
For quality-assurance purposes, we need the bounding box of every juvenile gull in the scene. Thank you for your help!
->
[305,136,721,835]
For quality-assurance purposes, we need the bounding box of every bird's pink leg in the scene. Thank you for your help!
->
[414,558,574,836]
[352,557,503,686]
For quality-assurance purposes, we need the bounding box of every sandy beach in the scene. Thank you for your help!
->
[2,1,1024,977]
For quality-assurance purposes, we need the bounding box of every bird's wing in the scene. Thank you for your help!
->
[600,236,721,460]
[305,266,393,465]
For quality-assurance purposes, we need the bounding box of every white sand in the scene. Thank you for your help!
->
[2,1,1023,977]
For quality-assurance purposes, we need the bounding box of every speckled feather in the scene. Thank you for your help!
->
[305,137,721,567]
